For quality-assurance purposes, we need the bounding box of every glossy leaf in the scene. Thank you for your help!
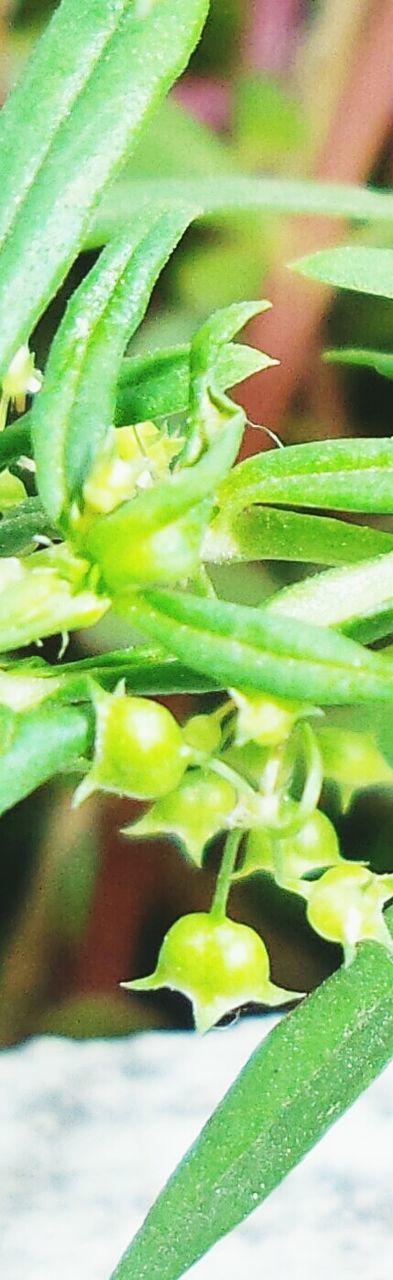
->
[115,340,275,425]
[293,246,393,299]
[267,549,393,643]
[324,348,393,379]
[0,701,93,817]
[111,917,393,1280]
[121,589,393,706]
[204,505,393,566]
[0,0,209,376]
[32,205,195,526]
[91,174,393,246]
[220,438,393,515]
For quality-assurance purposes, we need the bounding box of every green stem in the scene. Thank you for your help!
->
[211,829,242,920]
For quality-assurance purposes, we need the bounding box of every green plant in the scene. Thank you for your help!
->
[1,2,393,1277]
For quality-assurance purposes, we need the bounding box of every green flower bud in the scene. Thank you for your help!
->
[234,810,342,885]
[306,864,393,964]
[82,422,181,516]
[122,911,303,1033]
[317,727,393,811]
[0,343,42,428]
[182,713,221,760]
[0,545,109,652]
[74,684,188,805]
[230,688,311,747]
[124,768,237,866]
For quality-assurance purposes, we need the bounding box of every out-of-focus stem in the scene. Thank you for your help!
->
[244,0,393,438]
[243,0,304,75]
[295,0,372,166]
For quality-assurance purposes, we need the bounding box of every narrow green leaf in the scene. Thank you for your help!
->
[0,419,32,470]
[115,341,275,425]
[91,175,393,247]
[0,497,54,556]
[121,589,393,705]
[204,506,393,566]
[0,0,209,374]
[3,338,270,473]
[32,205,195,525]
[293,246,393,299]
[220,438,393,515]
[111,920,393,1280]
[266,550,393,643]
[0,701,93,817]
[53,647,220,697]
[324,348,393,379]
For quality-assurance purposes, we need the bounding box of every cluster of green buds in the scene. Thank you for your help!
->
[1,300,392,1035]
[74,679,393,1031]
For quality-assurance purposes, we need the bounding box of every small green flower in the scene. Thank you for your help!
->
[305,863,393,965]
[74,683,188,805]
[0,344,42,429]
[317,727,393,812]
[235,809,342,886]
[230,688,311,747]
[125,768,237,866]
[122,911,303,1033]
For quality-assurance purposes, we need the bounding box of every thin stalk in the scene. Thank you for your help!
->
[210,829,242,920]
[244,0,393,436]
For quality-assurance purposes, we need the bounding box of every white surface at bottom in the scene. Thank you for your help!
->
[0,1017,392,1280]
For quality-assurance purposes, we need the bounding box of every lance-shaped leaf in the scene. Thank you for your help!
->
[204,505,393,566]
[324,348,393,379]
[0,0,209,375]
[0,418,32,470]
[184,301,273,461]
[0,497,54,557]
[0,701,93,817]
[110,917,393,1280]
[32,205,195,526]
[54,648,220,697]
[0,337,270,473]
[121,589,393,706]
[91,174,393,247]
[115,340,276,425]
[292,245,393,299]
[266,549,393,644]
[219,438,393,515]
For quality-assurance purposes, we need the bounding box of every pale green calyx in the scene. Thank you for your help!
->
[122,912,303,1033]
[74,682,188,806]
[0,344,42,429]
[124,768,238,866]
[305,864,393,965]
[230,688,313,747]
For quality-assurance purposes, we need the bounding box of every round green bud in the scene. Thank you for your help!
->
[123,911,303,1033]
[235,810,342,886]
[125,768,237,865]
[231,688,309,747]
[182,714,221,759]
[74,685,187,805]
[306,864,393,963]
